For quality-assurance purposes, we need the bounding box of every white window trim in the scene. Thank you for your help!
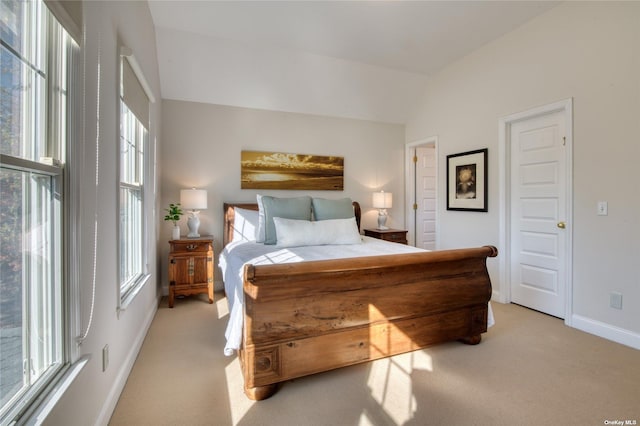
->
[116,108,149,312]
[0,2,85,422]
[117,47,153,312]
[17,356,89,426]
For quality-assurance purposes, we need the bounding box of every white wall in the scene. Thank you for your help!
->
[159,100,405,293]
[406,2,640,346]
[155,27,428,124]
[43,2,162,425]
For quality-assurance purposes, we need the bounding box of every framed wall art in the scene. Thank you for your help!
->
[241,150,344,190]
[446,148,488,212]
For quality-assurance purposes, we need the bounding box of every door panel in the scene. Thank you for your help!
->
[510,110,566,318]
[416,146,436,250]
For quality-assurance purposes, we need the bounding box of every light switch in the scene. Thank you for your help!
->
[597,201,608,216]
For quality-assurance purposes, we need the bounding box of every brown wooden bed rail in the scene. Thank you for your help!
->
[241,245,497,400]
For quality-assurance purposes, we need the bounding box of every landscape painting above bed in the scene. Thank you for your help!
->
[241,150,344,190]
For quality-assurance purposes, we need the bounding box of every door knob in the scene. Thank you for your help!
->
[557,222,566,229]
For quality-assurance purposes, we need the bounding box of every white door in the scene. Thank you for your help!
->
[415,146,437,250]
[510,109,568,318]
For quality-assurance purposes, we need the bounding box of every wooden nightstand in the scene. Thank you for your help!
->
[168,237,214,308]
[364,228,408,245]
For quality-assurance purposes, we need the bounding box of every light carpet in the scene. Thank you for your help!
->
[109,293,639,426]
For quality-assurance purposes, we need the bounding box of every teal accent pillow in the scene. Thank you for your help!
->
[312,197,354,221]
[261,196,312,244]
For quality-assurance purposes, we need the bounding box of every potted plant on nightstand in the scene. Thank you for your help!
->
[164,203,183,240]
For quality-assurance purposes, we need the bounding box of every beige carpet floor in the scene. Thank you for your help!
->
[109,293,639,426]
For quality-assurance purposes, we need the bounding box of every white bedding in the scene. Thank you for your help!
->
[219,236,494,355]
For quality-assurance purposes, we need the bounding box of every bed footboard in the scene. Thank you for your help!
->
[240,245,497,400]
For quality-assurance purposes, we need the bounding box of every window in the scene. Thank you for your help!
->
[0,0,76,422]
[119,53,150,305]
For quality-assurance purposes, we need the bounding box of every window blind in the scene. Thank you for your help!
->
[122,55,150,129]
[44,0,82,44]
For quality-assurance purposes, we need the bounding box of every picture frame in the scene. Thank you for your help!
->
[241,150,344,190]
[446,148,488,212]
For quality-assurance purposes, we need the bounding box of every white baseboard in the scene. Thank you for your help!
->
[95,295,160,425]
[572,314,640,350]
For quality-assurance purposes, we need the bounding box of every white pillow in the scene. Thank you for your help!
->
[273,217,362,248]
[231,207,259,242]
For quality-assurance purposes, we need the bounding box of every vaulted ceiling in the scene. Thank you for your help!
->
[149,1,558,123]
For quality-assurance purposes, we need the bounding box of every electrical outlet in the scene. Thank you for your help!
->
[610,292,622,310]
[102,345,109,372]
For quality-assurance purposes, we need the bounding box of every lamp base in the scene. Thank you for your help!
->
[377,210,389,230]
[187,212,201,238]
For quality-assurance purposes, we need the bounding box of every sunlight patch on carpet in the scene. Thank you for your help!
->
[216,297,229,319]
[224,358,254,423]
[366,351,433,424]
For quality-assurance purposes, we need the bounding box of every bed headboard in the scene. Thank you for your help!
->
[223,201,362,247]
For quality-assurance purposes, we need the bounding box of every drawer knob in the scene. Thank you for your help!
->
[186,244,198,250]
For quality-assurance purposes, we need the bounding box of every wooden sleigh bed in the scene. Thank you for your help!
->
[222,201,497,400]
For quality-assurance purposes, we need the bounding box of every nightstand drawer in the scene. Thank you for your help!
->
[170,240,211,253]
[364,229,408,245]
[385,233,407,243]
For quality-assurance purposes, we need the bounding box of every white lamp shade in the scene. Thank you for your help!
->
[372,191,392,209]
[180,189,208,210]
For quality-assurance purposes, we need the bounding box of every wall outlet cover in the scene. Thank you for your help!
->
[609,292,622,310]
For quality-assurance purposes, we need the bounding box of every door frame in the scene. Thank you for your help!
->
[405,136,438,248]
[498,98,573,325]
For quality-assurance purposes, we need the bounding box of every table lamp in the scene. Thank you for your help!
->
[180,188,207,237]
[372,190,392,230]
